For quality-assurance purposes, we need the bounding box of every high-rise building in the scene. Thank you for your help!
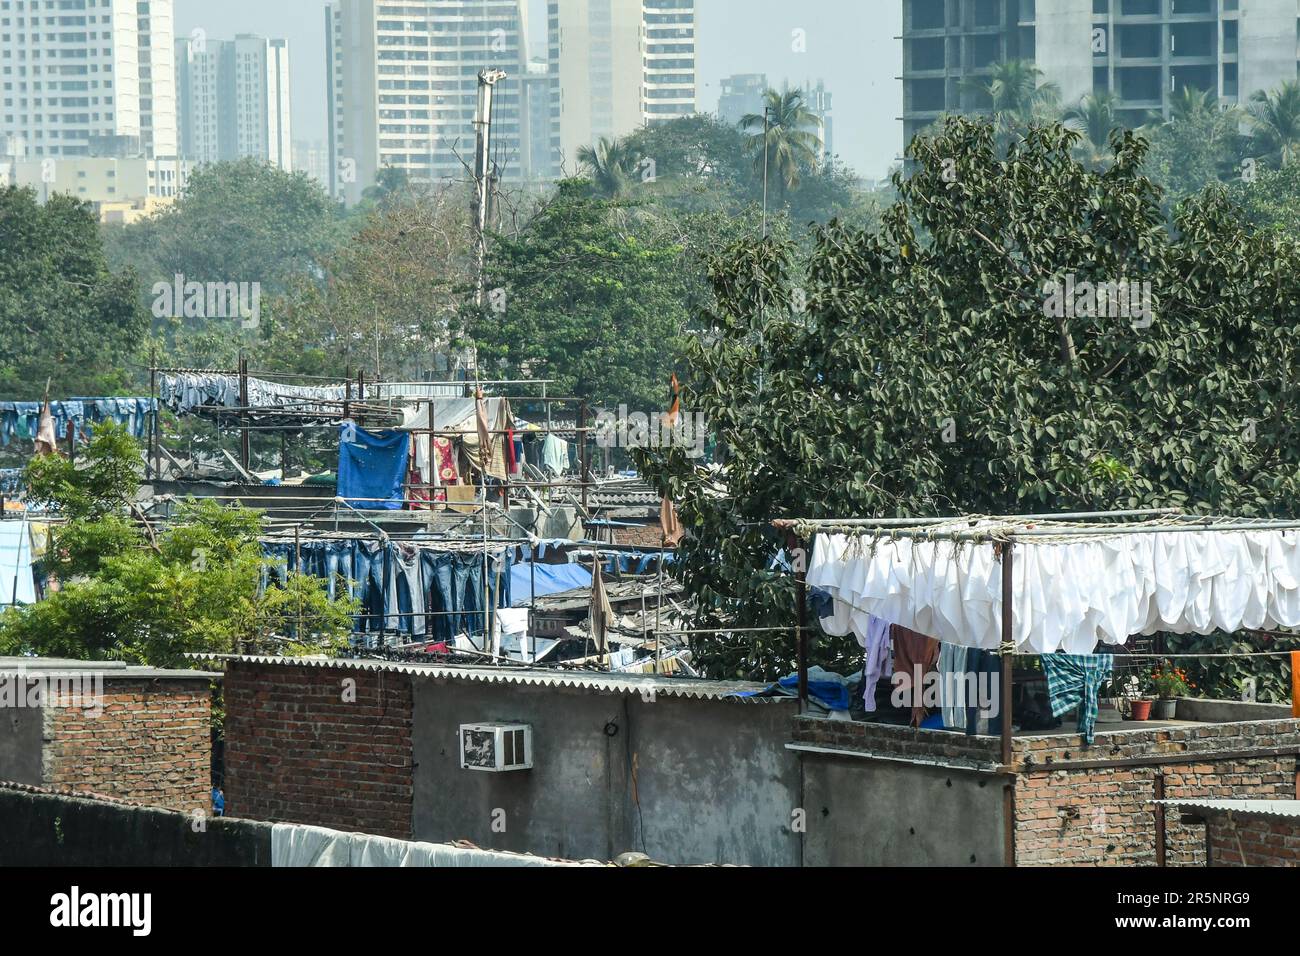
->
[642,0,697,124]
[520,58,558,182]
[548,0,697,172]
[293,139,332,187]
[901,0,1300,149]
[0,0,177,160]
[805,79,834,162]
[325,0,530,205]
[176,34,293,171]
[718,73,768,127]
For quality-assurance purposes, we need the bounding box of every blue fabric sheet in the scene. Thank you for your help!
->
[510,562,593,607]
[336,426,410,510]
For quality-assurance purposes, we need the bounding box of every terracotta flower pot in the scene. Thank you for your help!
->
[1130,699,1153,721]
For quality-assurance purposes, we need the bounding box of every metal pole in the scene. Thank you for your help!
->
[761,107,771,239]
[655,531,665,675]
[427,399,436,513]
[999,539,1015,767]
[579,402,589,514]
[473,69,507,308]
[294,524,302,640]
[149,348,160,480]
[795,532,809,713]
[238,354,250,475]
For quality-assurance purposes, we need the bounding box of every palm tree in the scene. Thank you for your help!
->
[1247,80,1300,167]
[577,136,640,197]
[740,87,823,201]
[962,60,1061,139]
[1063,92,1119,168]
[1169,86,1220,122]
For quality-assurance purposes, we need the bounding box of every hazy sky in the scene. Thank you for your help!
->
[174,0,903,179]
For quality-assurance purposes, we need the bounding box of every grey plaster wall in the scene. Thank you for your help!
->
[0,702,44,787]
[800,755,1007,867]
[0,786,271,866]
[411,680,800,866]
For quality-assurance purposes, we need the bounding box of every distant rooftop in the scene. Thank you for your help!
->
[190,654,791,704]
[0,657,218,681]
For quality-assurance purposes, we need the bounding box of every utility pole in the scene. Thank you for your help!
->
[473,68,508,308]
[761,106,772,239]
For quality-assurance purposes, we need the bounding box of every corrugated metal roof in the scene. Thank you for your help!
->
[186,654,793,704]
[1157,799,1300,821]
[0,657,219,680]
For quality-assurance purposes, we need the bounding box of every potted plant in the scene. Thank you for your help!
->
[1113,673,1151,721]
[1149,660,1194,720]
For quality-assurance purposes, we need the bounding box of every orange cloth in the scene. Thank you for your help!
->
[659,496,684,546]
[1292,651,1299,719]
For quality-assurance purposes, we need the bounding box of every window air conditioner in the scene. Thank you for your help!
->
[459,722,533,772]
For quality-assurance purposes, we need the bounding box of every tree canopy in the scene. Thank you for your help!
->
[640,116,1300,681]
[0,187,146,399]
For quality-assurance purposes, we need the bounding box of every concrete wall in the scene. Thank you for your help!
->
[1035,0,1094,107]
[0,702,43,787]
[800,756,1007,866]
[411,680,800,866]
[1239,0,1297,103]
[0,785,271,867]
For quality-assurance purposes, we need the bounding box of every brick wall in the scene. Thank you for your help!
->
[223,662,414,839]
[610,523,668,549]
[1013,721,1300,867]
[1206,814,1300,866]
[43,678,211,814]
[792,715,1000,765]
[792,715,1300,866]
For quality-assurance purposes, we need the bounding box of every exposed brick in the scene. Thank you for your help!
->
[223,662,414,839]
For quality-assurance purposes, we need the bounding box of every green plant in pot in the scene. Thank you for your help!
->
[1149,660,1194,720]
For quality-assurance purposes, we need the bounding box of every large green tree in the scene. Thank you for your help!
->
[258,182,473,382]
[640,116,1300,681]
[101,159,348,369]
[467,180,694,411]
[0,187,146,398]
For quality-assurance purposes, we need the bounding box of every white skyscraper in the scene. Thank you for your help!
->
[326,0,530,204]
[0,0,177,160]
[548,0,696,172]
[176,34,292,171]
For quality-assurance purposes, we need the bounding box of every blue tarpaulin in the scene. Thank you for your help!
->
[510,562,593,607]
[337,426,410,510]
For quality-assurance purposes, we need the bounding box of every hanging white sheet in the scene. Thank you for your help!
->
[807,528,1300,654]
